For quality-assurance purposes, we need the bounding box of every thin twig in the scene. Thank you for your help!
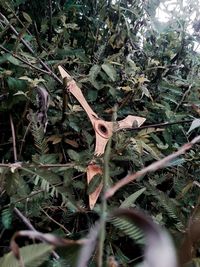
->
[0,45,50,74]
[41,208,71,235]
[97,138,111,267]
[4,190,44,208]
[175,84,193,112]
[14,207,60,259]
[48,0,53,43]
[33,21,43,51]
[5,2,32,35]
[19,122,31,159]
[129,119,193,131]
[0,162,75,168]
[9,114,17,162]
[0,12,62,84]
[105,135,200,199]
[14,207,37,231]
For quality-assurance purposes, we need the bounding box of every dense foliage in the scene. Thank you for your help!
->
[0,0,200,266]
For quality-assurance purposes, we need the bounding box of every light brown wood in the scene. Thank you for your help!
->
[86,164,103,209]
[58,65,146,209]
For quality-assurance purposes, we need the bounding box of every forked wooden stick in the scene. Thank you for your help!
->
[58,65,146,208]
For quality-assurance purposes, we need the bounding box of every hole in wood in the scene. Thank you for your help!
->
[98,124,108,134]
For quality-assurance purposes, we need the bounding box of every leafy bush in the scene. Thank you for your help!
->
[0,0,200,266]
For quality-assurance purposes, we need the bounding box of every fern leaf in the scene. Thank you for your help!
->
[111,217,144,244]
[120,188,146,208]
[150,187,184,229]
[0,243,53,267]
[93,44,106,64]
[28,110,48,155]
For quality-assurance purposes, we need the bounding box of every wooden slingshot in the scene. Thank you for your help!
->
[58,66,146,208]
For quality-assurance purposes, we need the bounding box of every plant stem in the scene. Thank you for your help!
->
[9,114,17,162]
[14,207,60,259]
[129,119,193,131]
[97,138,111,267]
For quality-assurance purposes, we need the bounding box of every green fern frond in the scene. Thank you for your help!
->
[114,246,130,264]
[22,167,78,212]
[0,243,53,267]
[149,187,184,229]
[93,44,106,64]
[111,217,144,244]
[28,110,49,155]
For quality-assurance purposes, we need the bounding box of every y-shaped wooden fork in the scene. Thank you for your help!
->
[58,66,146,208]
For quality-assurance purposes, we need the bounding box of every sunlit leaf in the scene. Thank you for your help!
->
[187,119,200,134]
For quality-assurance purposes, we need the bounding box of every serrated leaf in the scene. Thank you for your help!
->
[101,63,117,82]
[120,188,146,208]
[0,243,52,267]
[89,64,102,89]
[187,118,200,134]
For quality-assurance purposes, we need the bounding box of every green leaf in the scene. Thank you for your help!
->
[1,208,13,229]
[22,12,32,23]
[67,149,80,161]
[140,141,161,160]
[5,172,20,196]
[0,54,20,66]
[120,188,146,208]
[101,63,117,82]
[111,217,144,244]
[86,89,98,102]
[39,154,58,164]
[89,64,102,89]
[0,243,53,267]
[7,77,27,91]
[87,174,102,195]
[187,118,200,134]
